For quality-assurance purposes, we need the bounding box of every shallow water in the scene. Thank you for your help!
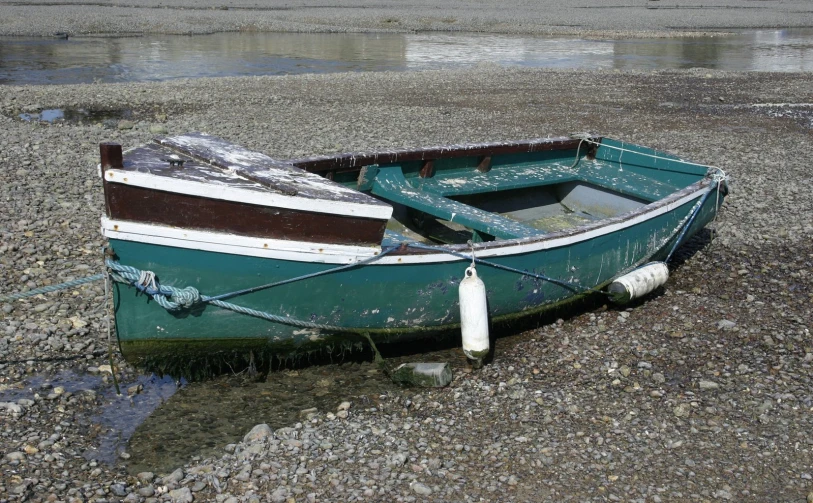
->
[1,29,811,85]
[0,369,180,464]
[125,360,401,474]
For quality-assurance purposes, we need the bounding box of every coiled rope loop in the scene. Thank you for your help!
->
[104,246,399,331]
[108,261,201,311]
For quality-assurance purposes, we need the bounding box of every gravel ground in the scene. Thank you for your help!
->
[1,67,812,502]
[0,0,812,37]
[1,1,813,500]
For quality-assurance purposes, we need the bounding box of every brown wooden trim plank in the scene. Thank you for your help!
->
[291,137,600,173]
[104,182,387,246]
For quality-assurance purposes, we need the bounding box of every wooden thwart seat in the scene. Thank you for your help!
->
[394,160,679,203]
[371,167,542,240]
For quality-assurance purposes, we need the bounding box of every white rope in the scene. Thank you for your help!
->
[709,167,728,227]
[137,270,157,291]
[570,138,585,168]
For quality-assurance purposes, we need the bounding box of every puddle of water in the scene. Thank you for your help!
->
[0,369,181,465]
[0,313,553,474]
[1,29,811,85]
[84,374,181,465]
[124,360,403,474]
[19,107,133,124]
[124,323,542,474]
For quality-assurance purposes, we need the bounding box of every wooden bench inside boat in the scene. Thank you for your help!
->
[371,167,542,240]
[392,159,680,202]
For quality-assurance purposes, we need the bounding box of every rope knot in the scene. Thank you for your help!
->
[151,286,200,311]
[172,286,201,309]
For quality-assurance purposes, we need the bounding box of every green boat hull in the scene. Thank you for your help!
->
[109,189,720,368]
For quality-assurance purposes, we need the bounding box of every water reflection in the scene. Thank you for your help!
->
[612,30,813,71]
[0,29,811,85]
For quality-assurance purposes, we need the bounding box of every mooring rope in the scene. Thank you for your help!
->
[108,260,349,331]
[665,168,727,263]
[405,241,599,295]
[0,274,105,303]
[105,247,399,331]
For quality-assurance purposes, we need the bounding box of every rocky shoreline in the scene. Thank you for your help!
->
[1,5,813,501]
[0,0,812,37]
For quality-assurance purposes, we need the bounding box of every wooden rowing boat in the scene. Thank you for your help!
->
[99,133,727,374]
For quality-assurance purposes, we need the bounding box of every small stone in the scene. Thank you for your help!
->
[110,483,128,497]
[806,491,813,503]
[508,388,527,400]
[149,124,169,134]
[243,423,273,443]
[1,402,23,414]
[5,451,25,461]
[68,316,87,329]
[673,403,691,418]
[698,380,720,390]
[619,365,631,377]
[137,471,154,482]
[411,482,432,495]
[270,488,287,502]
[390,362,453,387]
[299,407,318,419]
[716,320,736,330]
[337,401,351,411]
[117,120,135,130]
[162,468,184,484]
[13,481,32,494]
[23,444,38,454]
[336,409,349,419]
[715,489,733,500]
[137,485,155,497]
[168,487,193,503]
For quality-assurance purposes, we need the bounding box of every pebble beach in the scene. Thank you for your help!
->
[1,1,813,502]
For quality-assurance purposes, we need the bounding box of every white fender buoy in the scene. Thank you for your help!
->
[608,262,670,304]
[459,265,489,368]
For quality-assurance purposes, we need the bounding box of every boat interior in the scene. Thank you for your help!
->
[297,138,696,246]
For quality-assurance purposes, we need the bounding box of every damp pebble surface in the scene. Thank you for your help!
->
[1,1,813,502]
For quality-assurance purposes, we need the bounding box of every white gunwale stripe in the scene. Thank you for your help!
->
[101,185,707,266]
[103,168,393,221]
[101,217,380,264]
